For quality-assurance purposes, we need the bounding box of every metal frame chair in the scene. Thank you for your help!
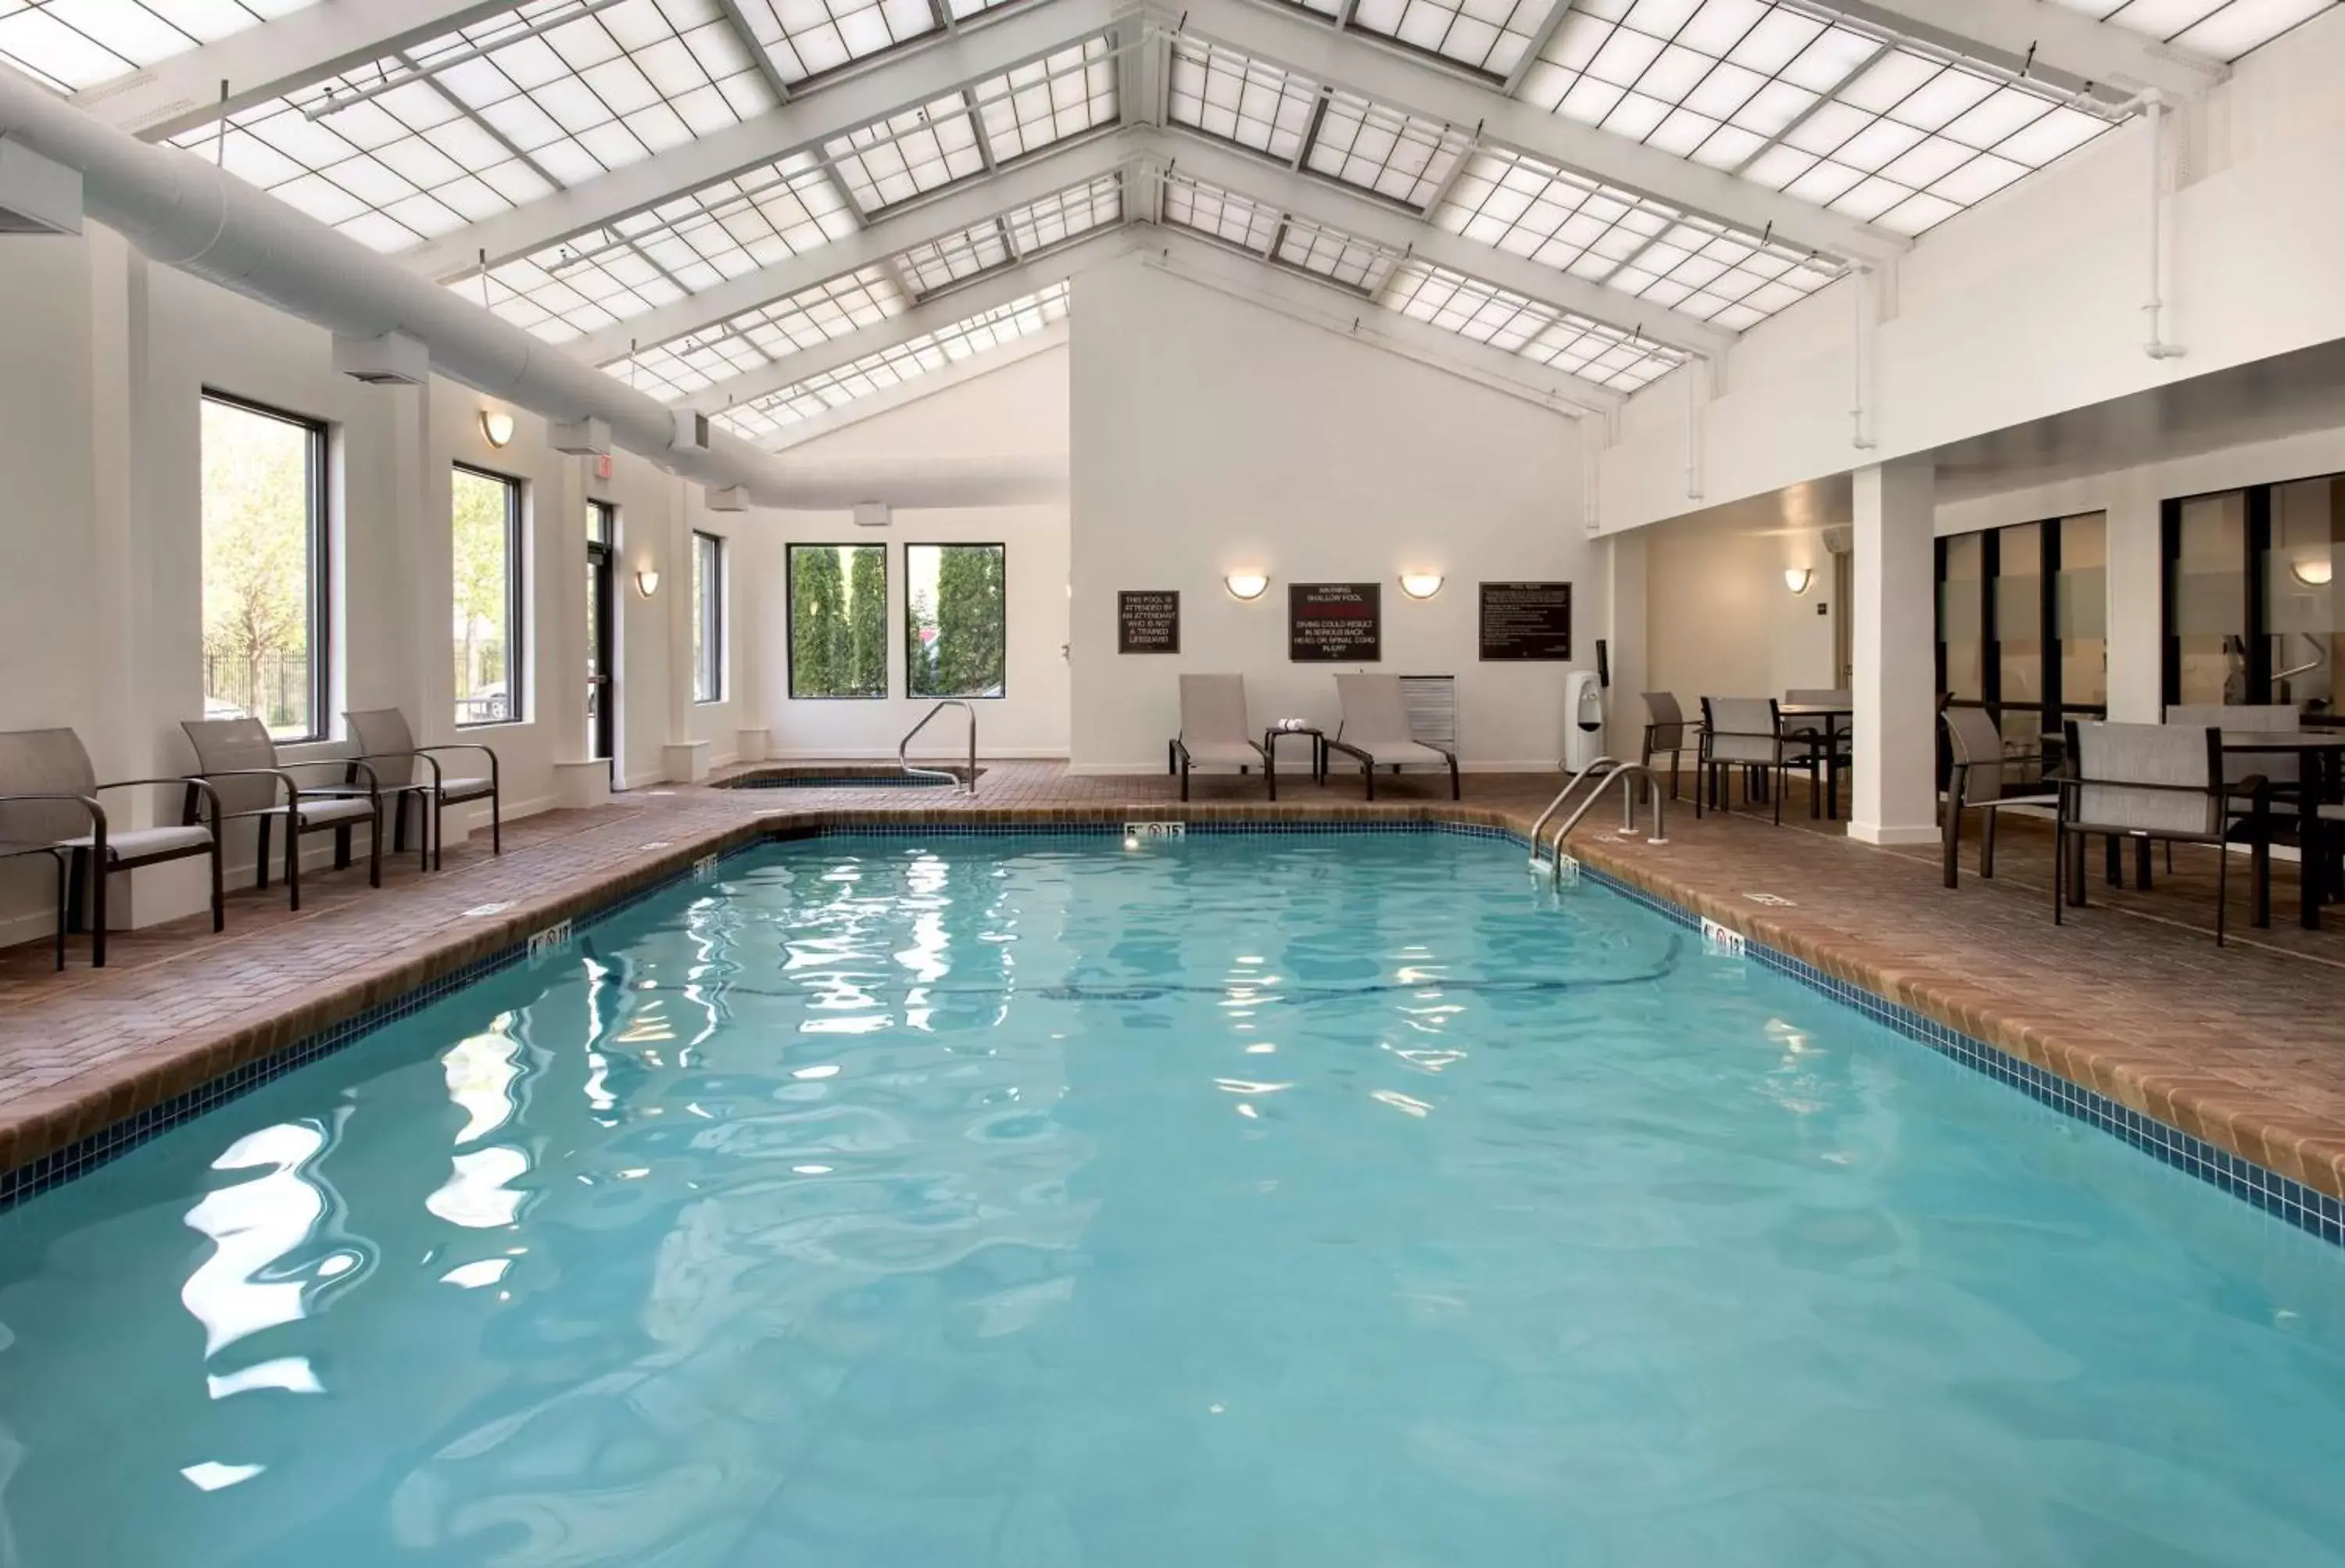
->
[2056,721,2269,946]
[1695,697,1813,825]
[1638,693,1701,801]
[1168,675,1273,801]
[182,718,383,912]
[1328,673,1460,801]
[345,709,502,872]
[1940,707,2059,888]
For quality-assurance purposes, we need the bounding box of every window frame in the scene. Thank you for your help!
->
[199,388,331,743]
[903,541,1009,701]
[452,460,526,730]
[1935,513,2108,756]
[587,499,618,764]
[693,528,727,704]
[2157,476,2343,709]
[785,541,891,701]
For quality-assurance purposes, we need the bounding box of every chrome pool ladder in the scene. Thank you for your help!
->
[1528,758,1668,883]
[899,700,978,794]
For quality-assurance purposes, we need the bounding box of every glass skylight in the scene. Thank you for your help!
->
[1436,148,1838,328]
[1305,86,1472,209]
[1346,0,1554,80]
[0,0,318,94]
[731,0,937,86]
[169,0,778,255]
[463,151,854,342]
[895,219,1012,294]
[602,264,905,400]
[975,37,1119,161]
[1384,260,1684,388]
[1160,175,1284,252]
[1516,0,2126,234]
[2052,0,2333,62]
[1276,220,1401,295]
[713,282,1069,441]
[824,92,987,212]
[1166,36,1322,160]
[1004,171,1124,254]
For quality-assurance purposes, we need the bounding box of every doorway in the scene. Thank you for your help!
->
[588,501,618,779]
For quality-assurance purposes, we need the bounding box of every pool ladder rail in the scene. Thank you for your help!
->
[899,700,979,794]
[1529,757,1668,882]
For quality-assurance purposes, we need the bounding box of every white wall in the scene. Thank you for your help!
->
[1068,256,1595,772]
[1642,510,1839,711]
[747,347,1072,759]
[1601,5,2345,538]
[0,222,736,943]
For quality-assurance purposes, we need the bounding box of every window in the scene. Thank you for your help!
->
[904,543,1006,698]
[2163,477,2343,714]
[787,543,889,698]
[201,392,328,742]
[453,464,523,727]
[1935,512,2107,761]
[693,530,726,703]
[587,502,617,764]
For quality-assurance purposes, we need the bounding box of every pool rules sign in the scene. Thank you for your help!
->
[1289,582,1382,661]
[1117,590,1180,653]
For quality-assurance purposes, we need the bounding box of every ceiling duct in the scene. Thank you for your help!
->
[0,68,1062,511]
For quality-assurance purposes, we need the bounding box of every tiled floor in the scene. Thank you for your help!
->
[3,760,2342,1203]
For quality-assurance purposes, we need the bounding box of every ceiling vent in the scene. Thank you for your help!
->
[331,331,429,386]
[853,502,892,528]
[1821,524,1854,556]
[0,136,81,235]
[551,417,610,456]
[705,485,748,512]
[671,408,711,455]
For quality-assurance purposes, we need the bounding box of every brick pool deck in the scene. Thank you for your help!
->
[2,761,2341,1204]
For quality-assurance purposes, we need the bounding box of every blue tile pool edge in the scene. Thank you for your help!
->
[4,818,2338,1250]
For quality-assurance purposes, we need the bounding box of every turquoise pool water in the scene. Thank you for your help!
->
[2,832,2342,1566]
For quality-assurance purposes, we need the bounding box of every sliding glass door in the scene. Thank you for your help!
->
[1936,512,2107,762]
[2164,476,2340,716]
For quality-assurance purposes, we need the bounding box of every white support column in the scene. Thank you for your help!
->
[1601,528,1648,763]
[661,475,710,783]
[2104,481,2164,723]
[1849,460,1939,846]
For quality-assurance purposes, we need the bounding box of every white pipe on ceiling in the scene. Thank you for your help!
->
[0,66,1065,510]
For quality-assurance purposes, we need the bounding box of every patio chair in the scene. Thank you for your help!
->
[1940,707,2058,889]
[1639,693,1700,801]
[0,728,224,969]
[2165,704,2302,804]
[1696,697,1812,825]
[181,718,383,911]
[1783,688,1853,817]
[1327,674,1459,801]
[1169,675,1273,801]
[2056,721,2269,946]
[345,709,502,871]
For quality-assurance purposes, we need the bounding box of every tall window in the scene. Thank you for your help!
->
[905,543,1006,698]
[1935,512,2107,760]
[693,530,726,703]
[453,464,523,726]
[788,543,888,698]
[2165,477,2342,715]
[201,393,328,741]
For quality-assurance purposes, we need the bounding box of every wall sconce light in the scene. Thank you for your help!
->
[2292,556,2334,587]
[480,410,516,449]
[1398,572,1445,600]
[1224,571,1269,601]
[635,568,660,598]
[1783,566,1813,595]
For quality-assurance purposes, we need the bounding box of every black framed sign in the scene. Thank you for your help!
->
[1117,590,1180,653]
[1478,581,1572,660]
[1290,582,1381,662]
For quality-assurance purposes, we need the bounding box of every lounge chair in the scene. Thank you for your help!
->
[1695,696,1813,825]
[182,718,384,911]
[345,709,502,870]
[2056,721,2268,945]
[1328,673,1459,800]
[0,728,224,969]
[1940,706,2057,888]
[1639,693,1700,800]
[1169,675,1272,801]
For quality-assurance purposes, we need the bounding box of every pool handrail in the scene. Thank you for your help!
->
[899,700,978,794]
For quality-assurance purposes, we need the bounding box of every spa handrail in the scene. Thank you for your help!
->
[1540,764,1669,883]
[899,700,978,794]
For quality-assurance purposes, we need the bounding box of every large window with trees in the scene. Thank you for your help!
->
[201,392,328,741]
[693,530,726,703]
[453,464,523,727]
[787,543,887,698]
[1935,512,2107,761]
[2164,478,2340,714]
[905,543,1006,698]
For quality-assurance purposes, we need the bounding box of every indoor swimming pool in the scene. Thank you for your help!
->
[0,831,2340,1566]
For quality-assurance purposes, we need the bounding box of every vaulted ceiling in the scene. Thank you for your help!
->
[5,0,2317,437]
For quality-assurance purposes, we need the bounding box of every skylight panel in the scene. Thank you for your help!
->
[1159,175,1283,252]
[1165,37,1322,161]
[1305,88,1471,209]
[973,36,1119,163]
[1380,259,1684,388]
[1347,0,1552,80]
[714,282,1069,441]
[167,0,777,255]
[1276,222,1399,295]
[732,0,939,86]
[2051,0,2333,61]
[0,0,319,93]
[1516,0,2129,233]
[458,152,854,342]
[895,220,1013,294]
[1003,172,1124,252]
[824,92,986,213]
[1437,147,1837,326]
[602,264,906,399]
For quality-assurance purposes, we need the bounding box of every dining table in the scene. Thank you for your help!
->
[1778,702,1853,819]
[2220,731,2345,929]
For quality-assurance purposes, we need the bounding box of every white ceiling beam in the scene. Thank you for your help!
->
[72,0,514,141]
[1500,0,1573,95]
[400,0,1128,280]
[1159,130,1736,360]
[1183,0,1903,264]
[767,317,1070,449]
[1817,0,2225,101]
[572,131,1140,365]
[689,225,1142,413]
